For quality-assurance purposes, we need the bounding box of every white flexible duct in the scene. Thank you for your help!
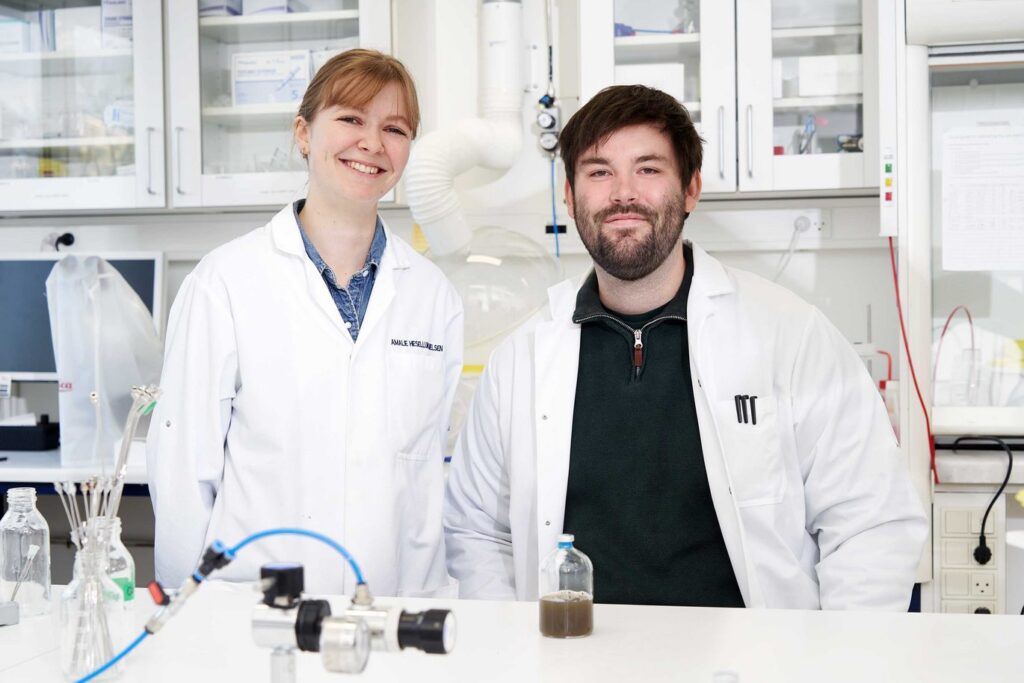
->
[405,0,525,256]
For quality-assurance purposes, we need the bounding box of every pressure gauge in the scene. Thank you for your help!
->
[539,131,559,152]
[320,616,371,674]
[537,111,557,129]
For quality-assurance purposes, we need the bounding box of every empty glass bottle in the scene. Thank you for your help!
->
[59,519,130,680]
[0,487,51,617]
[539,533,593,638]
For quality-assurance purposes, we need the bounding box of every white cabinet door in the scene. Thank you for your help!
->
[167,0,391,209]
[578,0,737,192]
[738,0,877,191]
[0,0,164,212]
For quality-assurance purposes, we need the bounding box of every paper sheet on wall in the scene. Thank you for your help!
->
[941,126,1024,271]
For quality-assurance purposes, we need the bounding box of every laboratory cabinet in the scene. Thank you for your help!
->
[0,0,165,211]
[167,0,391,208]
[0,0,390,213]
[579,0,879,194]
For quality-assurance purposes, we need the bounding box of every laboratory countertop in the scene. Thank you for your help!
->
[0,442,147,486]
[0,582,1021,682]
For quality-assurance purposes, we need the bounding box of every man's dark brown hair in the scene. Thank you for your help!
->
[559,85,704,192]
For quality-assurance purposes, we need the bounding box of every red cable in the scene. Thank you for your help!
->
[877,350,894,382]
[888,237,938,484]
[933,305,975,384]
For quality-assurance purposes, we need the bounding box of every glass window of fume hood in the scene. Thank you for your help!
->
[0,1,136,180]
[770,0,863,158]
[930,62,1024,411]
[197,0,360,176]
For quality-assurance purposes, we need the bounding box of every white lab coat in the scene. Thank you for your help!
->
[148,205,463,596]
[445,242,927,610]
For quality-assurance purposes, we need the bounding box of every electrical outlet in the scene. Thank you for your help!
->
[971,573,994,597]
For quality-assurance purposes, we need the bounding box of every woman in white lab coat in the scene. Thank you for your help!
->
[148,50,463,596]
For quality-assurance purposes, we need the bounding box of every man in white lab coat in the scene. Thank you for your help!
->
[444,85,928,609]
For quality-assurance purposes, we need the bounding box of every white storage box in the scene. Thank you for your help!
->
[54,6,102,52]
[797,54,862,97]
[613,63,686,105]
[242,0,306,14]
[200,0,243,15]
[0,17,30,53]
[101,0,132,48]
[311,39,358,75]
[232,50,311,106]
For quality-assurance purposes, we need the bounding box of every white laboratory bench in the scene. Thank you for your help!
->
[0,582,1021,682]
[0,442,147,486]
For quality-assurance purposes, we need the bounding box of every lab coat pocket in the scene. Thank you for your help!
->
[716,395,787,507]
[387,349,446,460]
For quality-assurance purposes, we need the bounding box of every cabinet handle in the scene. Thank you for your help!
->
[717,106,725,180]
[146,127,156,195]
[175,127,185,196]
[746,105,754,178]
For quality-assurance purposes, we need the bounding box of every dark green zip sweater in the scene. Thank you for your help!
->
[562,243,745,607]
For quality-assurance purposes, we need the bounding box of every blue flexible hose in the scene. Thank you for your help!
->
[550,155,561,258]
[72,527,364,682]
[75,631,149,683]
[226,527,365,584]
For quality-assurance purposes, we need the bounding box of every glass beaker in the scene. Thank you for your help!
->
[0,487,51,617]
[59,520,130,680]
[539,533,594,638]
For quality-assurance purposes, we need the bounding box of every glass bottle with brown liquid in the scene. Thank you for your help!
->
[539,534,593,638]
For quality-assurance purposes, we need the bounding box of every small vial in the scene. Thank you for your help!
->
[539,534,593,638]
[0,487,52,617]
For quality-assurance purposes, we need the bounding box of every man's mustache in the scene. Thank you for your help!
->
[593,204,657,224]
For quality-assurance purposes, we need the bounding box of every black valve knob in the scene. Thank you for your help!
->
[261,563,304,609]
[398,609,455,654]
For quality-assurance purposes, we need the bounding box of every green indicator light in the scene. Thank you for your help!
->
[884,163,892,173]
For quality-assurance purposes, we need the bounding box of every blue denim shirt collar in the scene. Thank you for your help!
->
[293,199,386,284]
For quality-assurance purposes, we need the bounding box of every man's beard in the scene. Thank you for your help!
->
[574,193,687,281]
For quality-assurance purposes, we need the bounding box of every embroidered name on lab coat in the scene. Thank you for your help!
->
[391,339,444,352]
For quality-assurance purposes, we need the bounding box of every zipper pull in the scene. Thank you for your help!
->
[633,329,643,376]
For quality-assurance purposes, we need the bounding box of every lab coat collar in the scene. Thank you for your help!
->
[547,239,733,325]
[267,202,410,344]
[268,201,410,271]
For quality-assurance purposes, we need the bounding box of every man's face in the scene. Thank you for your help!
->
[566,123,701,281]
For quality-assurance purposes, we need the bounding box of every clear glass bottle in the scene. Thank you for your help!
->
[0,487,51,616]
[106,518,135,603]
[59,519,130,680]
[538,533,594,638]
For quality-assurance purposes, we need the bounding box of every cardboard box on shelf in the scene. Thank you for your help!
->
[242,0,307,14]
[101,0,133,48]
[200,0,243,16]
[231,50,311,106]
[797,54,862,98]
[54,6,102,52]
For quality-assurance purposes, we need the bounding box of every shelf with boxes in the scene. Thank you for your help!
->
[613,32,701,64]
[0,136,133,151]
[0,0,163,210]
[198,9,359,44]
[0,48,132,77]
[167,0,390,208]
[584,0,879,194]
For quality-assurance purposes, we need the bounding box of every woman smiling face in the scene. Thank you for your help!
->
[295,81,413,205]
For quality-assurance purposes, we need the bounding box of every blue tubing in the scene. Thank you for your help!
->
[226,527,366,584]
[75,630,149,683]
